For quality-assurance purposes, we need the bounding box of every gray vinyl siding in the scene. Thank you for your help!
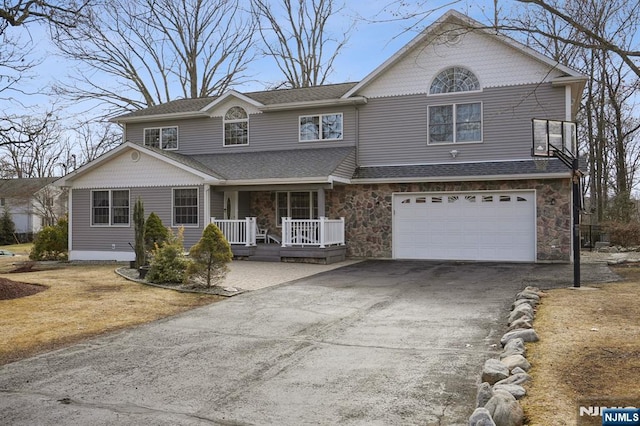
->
[72,186,205,252]
[125,107,357,155]
[357,83,566,166]
[210,191,224,219]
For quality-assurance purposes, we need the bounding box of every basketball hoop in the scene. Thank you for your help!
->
[533,144,550,171]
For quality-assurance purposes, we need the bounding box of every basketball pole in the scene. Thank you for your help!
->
[571,157,581,288]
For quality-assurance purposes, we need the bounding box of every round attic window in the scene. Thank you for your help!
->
[130,151,140,162]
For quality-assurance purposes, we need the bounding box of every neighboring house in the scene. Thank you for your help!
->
[0,177,65,241]
[55,10,586,263]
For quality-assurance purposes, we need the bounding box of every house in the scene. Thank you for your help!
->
[54,10,586,264]
[0,177,66,241]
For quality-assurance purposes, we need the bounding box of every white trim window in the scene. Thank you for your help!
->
[224,106,249,146]
[173,187,199,226]
[91,189,130,226]
[428,102,482,144]
[276,191,318,226]
[429,67,480,94]
[144,126,178,150]
[299,113,343,142]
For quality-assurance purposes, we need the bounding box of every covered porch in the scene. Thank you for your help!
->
[211,217,347,264]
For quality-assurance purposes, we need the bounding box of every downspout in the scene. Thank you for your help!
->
[355,107,360,166]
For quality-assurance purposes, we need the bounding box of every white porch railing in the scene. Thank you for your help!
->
[210,217,345,249]
[211,217,256,246]
[281,217,345,248]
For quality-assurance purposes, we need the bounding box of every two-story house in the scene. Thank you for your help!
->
[55,10,586,264]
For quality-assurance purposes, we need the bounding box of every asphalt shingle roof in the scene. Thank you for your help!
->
[190,147,356,181]
[115,83,359,120]
[353,159,572,180]
[0,177,58,198]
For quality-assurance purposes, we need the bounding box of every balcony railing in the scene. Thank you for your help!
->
[210,217,345,248]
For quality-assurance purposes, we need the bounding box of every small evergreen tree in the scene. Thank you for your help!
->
[146,227,190,284]
[0,206,16,245]
[186,223,232,288]
[133,198,146,268]
[30,216,68,260]
[144,212,169,253]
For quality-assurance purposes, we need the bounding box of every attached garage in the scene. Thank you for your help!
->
[393,190,536,262]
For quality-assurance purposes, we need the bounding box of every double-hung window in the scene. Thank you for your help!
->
[144,127,178,150]
[428,103,482,144]
[299,113,343,141]
[276,191,318,226]
[91,189,130,226]
[173,188,199,226]
[428,67,482,144]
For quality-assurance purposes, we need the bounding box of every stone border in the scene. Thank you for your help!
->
[114,267,246,297]
[469,286,544,426]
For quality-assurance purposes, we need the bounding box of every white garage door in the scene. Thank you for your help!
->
[393,191,536,262]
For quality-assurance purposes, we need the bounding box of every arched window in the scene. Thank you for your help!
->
[224,106,248,146]
[429,67,480,94]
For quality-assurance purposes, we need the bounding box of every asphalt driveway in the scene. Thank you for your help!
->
[0,260,618,425]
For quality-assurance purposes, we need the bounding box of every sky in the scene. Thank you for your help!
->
[3,0,511,121]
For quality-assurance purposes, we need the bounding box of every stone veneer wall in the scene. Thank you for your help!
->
[325,179,572,262]
[246,179,572,262]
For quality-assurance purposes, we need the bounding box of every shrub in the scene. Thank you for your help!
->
[144,212,169,253]
[186,223,232,288]
[0,206,16,245]
[146,227,190,284]
[602,220,640,247]
[30,216,68,261]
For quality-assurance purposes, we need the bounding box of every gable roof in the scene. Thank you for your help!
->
[0,177,58,198]
[342,9,586,98]
[113,83,360,123]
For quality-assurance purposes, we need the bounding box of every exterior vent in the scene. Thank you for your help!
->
[130,151,140,162]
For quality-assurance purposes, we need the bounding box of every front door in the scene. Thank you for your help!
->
[224,191,238,220]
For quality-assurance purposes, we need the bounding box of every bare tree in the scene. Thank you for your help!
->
[72,121,121,164]
[52,0,256,116]
[0,111,67,178]
[251,0,352,88]
[0,0,89,32]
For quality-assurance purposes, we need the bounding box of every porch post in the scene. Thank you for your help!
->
[246,217,256,247]
[317,187,325,216]
[319,217,326,248]
[340,217,345,245]
[282,217,290,247]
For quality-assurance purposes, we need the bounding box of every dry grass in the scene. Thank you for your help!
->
[521,265,640,425]
[0,256,222,365]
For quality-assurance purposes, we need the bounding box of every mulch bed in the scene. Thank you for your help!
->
[0,277,47,300]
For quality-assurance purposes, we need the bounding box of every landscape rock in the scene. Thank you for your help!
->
[523,286,541,293]
[492,383,526,399]
[485,390,524,426]
[511,298,537,310]
[506,317,533,332]
[515,291,540,302]
[476,382,494,407]
[500,339,526,359]
[481,358,510,385]
[510,367,527,375]
[494,372,531,387]
[500,354,531,372]
[469,407,497,426]
[500,329,539,347]
[508,304,534,323]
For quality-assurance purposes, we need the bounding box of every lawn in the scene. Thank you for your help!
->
[521,264,640,425]
[0,252,222,365]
